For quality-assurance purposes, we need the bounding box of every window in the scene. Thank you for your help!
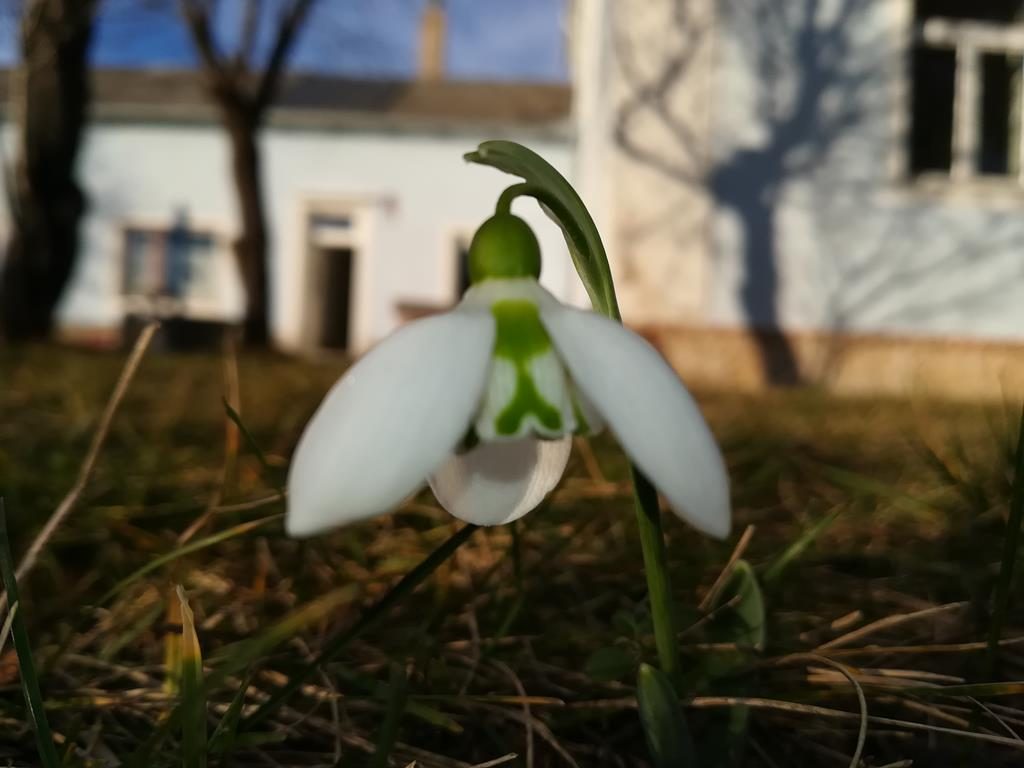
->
[122,223,217,301]
[910,1,1024,181]
[915,1,1024,23]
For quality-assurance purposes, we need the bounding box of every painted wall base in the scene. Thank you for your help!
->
[644,324,1024,401]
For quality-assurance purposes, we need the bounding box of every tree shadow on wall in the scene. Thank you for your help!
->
[614,0,885,385]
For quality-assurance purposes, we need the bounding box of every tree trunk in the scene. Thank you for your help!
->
[224,107,270,346]
[712,151,802,386]
[734,189,802,386]
[0,0,96,341]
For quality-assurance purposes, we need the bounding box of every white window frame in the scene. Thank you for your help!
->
[913,16,1024,185]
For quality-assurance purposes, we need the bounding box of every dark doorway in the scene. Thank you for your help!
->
[320,247,354,350]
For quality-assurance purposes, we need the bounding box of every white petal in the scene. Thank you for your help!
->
[541,307,731,538]
[286,309,496,537]
[459,277,562,311]
[428,437,571,526]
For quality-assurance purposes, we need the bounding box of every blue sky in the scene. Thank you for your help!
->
[0,0,568,82]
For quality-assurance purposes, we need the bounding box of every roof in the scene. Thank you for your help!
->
[0,69,573,134]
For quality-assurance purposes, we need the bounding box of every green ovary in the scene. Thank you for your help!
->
[490,299,563,436]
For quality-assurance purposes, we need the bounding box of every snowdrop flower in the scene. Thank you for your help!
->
[287,214,730,538]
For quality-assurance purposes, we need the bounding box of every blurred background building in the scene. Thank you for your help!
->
[4,0,1024,398]
[0,0,573,354]
[578,0,1024,397]
[14,69,572,353]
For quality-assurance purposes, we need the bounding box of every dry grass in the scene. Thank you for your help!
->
[1,342,1023,767]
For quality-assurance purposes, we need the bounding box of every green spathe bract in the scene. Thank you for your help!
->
[490,299,561,436]
[468,214,542,283]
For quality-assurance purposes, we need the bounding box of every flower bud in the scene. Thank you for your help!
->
[468,214,541,283]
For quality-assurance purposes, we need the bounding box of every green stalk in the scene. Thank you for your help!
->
[632,470,681,686]
[495,182,540,215]
[987,404,1024,678]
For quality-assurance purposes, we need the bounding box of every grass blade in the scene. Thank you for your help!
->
[370,663,409,768]
[333,665,463,733]
[709,560,766,652]
[702,560,766,766]
[223,399,283,493]
[99,514,281,604]
[761,509,841,587]
[0,600,18,656]
[0,499,61,768]
[208,672,251,757]
[242,522,479,729]
[209,584,359,680]
[988,403,1024,678]
[176,586,207,768]
[891,681,1024,699]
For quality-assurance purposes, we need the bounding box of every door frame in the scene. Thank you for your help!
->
[298,198,375,354]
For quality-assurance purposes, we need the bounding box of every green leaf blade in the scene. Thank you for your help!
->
[176,586,208,768]
[0,500,61,768]
[637,663,697,767]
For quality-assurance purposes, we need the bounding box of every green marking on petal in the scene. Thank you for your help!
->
[491,299,562,436]
[492,299,552,359]
[496,373,562,436]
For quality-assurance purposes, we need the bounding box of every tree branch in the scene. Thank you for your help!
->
[233,0,260,75]
[178,0,234,96]
[253,0,315,115]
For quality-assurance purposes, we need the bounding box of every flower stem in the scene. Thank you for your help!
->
[631,468,681,688]
[495,183,541,215]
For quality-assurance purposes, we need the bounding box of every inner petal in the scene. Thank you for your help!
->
[428,437,572,526]
[475,299,575,441]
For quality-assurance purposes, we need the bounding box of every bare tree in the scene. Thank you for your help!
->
[178,0,316,346]
[0,0,99,341]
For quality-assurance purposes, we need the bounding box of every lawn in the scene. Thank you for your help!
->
[1,341,1022,767]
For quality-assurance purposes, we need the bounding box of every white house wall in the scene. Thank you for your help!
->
[1,121,572,349]
[576,0,717,327]
[263,128,573,350]
[63,124,245,332]
[592,0,1024,345]
[710,0,1024,342]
